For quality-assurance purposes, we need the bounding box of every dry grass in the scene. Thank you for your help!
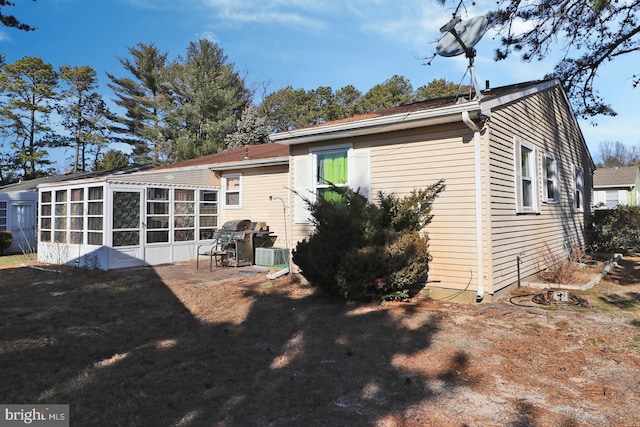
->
[2,261,640,426]
[0,252,37,267]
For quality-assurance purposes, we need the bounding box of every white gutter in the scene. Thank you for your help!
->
[208,156,289,171]
[271,102,481,145]
[462,111,485,303]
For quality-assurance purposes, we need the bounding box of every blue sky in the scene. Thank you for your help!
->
[2,0,638,170]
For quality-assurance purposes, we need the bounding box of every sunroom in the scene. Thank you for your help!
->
[37,178,219,270]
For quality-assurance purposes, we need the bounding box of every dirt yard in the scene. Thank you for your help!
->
[1,256,640,426]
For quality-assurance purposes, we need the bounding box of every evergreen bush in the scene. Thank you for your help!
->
[590,205,640,254]
[292,180,444,302]
[0,231,13,255]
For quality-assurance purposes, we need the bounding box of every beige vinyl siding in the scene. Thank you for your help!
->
[219,165,289,248]
[367,124,480,292]
[289,123,483,292]
[289,146,316,251]
[487,85,594,293]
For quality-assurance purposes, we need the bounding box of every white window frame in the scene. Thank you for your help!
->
[574,166,584,213]
[222,173,242,209]
[542,153,559,203]
[295,144,370,224]
[311,145,350,201]
[514,137,539,214]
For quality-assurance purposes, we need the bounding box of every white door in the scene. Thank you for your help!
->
[10,203,36,253]
[109,189,145,268]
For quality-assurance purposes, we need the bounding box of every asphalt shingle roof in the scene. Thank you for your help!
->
[593,166,639,188]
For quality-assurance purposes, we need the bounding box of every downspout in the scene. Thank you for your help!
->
[462,111,485,302]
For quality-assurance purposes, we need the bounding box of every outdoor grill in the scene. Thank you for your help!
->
[215,219,276,267]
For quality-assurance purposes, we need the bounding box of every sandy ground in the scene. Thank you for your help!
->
[1,257,639,426]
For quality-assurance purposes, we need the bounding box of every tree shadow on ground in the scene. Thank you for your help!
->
[0,264,484,426]
[602,256,640,286]
[598,292,640,310]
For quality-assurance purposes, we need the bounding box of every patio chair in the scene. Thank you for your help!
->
[196,238,227,271]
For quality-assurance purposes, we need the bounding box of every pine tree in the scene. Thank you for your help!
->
[0,56,58,179]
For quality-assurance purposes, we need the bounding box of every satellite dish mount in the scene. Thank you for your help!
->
[435,15,488,100]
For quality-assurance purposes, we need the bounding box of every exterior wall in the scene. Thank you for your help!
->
[218,165,289,250]
[0,191,38,254]
[289,122,482,296]
[486,85,594,294]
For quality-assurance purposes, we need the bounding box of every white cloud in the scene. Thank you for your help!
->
[200,0,327,29]
[196,30,219,44]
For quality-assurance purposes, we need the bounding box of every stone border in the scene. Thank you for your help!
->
[524,253,623,291]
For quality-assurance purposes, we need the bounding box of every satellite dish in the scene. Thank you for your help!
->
[435,15,488,100]
[436,15,488,58]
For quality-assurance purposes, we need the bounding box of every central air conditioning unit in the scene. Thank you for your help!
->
[255,247,289,267]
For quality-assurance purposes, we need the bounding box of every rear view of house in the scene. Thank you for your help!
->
[273,79,595,303]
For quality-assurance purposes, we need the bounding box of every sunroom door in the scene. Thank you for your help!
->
[109,189,145,268]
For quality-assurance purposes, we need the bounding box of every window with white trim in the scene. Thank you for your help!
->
[605,190,619,209]
[543,154,558,203]
[174,189,195,242]
[315,148,348,202]
[515,138,538,213]
[0,201,7,231]
[87,186,103,245]
[222,174,242,209]
[574,166,584,212]
[147,188,170,243]
[39,192,52,241]
[294,145,370,224]
[199,190,218,240]
[54,190,67,243]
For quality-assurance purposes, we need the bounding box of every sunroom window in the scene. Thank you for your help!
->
[147,188,170,243]
[174,189,195,242]
[199,190,218,240]
[54,190,67,243]
[87,186,103,245]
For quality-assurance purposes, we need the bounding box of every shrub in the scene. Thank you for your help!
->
[0,231,12,255]
[292,180,444,302]
[590,206,640,253]
[539,243,577,284]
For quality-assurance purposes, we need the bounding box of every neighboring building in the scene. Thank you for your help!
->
[35,145,289,270]
[0,180,38,254]
[0,172,120,255]
[272,79,595,303]
[592,166,640,209]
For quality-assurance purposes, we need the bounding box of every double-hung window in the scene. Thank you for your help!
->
[222,174,242,209]
[294,145,370,224]
[574,166,584,212]
[543,154,558,203]
[316,149,348,202]
[515,138,538,213]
